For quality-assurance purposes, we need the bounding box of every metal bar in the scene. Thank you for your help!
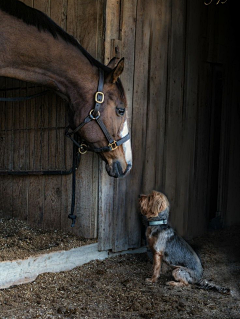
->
[0,85,42,92]
[0,127,66,132]
[0,142,81,176]
[0,169,74,176]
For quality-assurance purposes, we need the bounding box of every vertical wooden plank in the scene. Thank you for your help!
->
[187,2,226,237]
[188,64,212,237]
[187,1,213,236]
[98,0,121,251]
[140,0,167,194]
[40,0,61,229]
[64,0,85,234]
[12,176,28,220]
[27,86,37,170]
[27,0,51,227]
[11,77,29,220]
[28,176,44,226]
[74,0,102,238]
[49,0,72,231]
[0,77,6,170]
[66,0,103,238]
[217,4,232,226]
[0,78,13,218]
[116,0,139,250]
[163,0,186,234]
[12,79,20,171]
[48,0,67,229]
[98,167,114,250]
[22,0,33,7]
[45,95,61,229]
[152,0,171,194]
[60,126,73,232]
[178,0,201,236]
[124,0,171,249]
[0,177,13,219]
[50,0,68,31]
[4,80,14,171]
[2,78,14,217]
[121,0,150,250]
[0,78,6,218]
[111,0,140,252]
[48,95,57,170]
[33,0,50,166]
[225,65,240,226]
[33,0,50,17]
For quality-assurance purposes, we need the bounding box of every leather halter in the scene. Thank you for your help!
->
[65,69,130,154]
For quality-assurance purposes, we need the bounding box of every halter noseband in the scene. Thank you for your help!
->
[65,69,130,154]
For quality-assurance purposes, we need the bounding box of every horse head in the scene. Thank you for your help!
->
[68,58,132,178]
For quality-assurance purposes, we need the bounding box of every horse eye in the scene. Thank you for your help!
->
[116,107,125,116]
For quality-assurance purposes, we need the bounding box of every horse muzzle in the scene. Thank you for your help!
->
[106,161,132,178]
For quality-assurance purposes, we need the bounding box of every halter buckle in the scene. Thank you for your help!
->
[78,144,88,154]
[95,92,104,104]
[108,141,118,151]
[89,109,100,120]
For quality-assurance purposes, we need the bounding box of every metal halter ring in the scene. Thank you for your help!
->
[108,141,118,151]
[95,91,104,103]
[89,109,100,120]
[78,144,88,154]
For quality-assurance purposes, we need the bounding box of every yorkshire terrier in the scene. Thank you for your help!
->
[139,190,230,293]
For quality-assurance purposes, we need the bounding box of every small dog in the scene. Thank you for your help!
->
[139,190,230,293]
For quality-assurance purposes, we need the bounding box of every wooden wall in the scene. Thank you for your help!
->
[1,0,239,252]
[99,0,238,251]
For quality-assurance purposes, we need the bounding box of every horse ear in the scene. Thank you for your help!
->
[107,57,120,69]
[106,58,124,83]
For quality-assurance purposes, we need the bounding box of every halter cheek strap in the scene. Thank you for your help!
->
[65,68,130,154]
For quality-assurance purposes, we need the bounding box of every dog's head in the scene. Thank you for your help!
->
[139,191,170,220]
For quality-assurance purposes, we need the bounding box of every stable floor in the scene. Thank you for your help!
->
[0,224,239,318]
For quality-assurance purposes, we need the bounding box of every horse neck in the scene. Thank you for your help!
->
[0,12,99,103]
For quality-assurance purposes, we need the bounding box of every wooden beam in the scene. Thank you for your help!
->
[0,244,146,289]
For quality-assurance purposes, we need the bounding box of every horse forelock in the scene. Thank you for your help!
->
[0,0,109,72]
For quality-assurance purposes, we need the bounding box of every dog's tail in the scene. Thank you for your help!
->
[195,279,230,294]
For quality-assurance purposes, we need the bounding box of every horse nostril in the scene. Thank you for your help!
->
[106,161,130,178]
[113,161,123,177]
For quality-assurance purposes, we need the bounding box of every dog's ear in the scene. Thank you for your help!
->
[152,192,168,215]
[153,198,165,215]
[139,194,148,215]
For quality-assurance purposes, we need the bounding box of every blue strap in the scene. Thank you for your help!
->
[148,220,167,226]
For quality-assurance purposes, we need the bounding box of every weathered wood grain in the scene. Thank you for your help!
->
[98,0,120,251]
[0,0,238,251]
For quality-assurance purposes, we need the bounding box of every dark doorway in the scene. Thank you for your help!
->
[208,64,223,226]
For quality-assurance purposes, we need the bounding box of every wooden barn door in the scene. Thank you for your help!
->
[98,0,140,252]
[98,0,232,250]
[98,0,170,252]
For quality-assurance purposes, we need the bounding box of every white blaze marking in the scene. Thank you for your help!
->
[120,119,132,165]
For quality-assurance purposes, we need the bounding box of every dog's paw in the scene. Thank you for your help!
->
[145,278,156,284]
[166,281,185,287]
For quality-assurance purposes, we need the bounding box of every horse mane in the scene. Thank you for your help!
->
[0,0,110,72]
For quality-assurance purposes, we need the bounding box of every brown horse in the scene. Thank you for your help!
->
[0,0,132,178]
